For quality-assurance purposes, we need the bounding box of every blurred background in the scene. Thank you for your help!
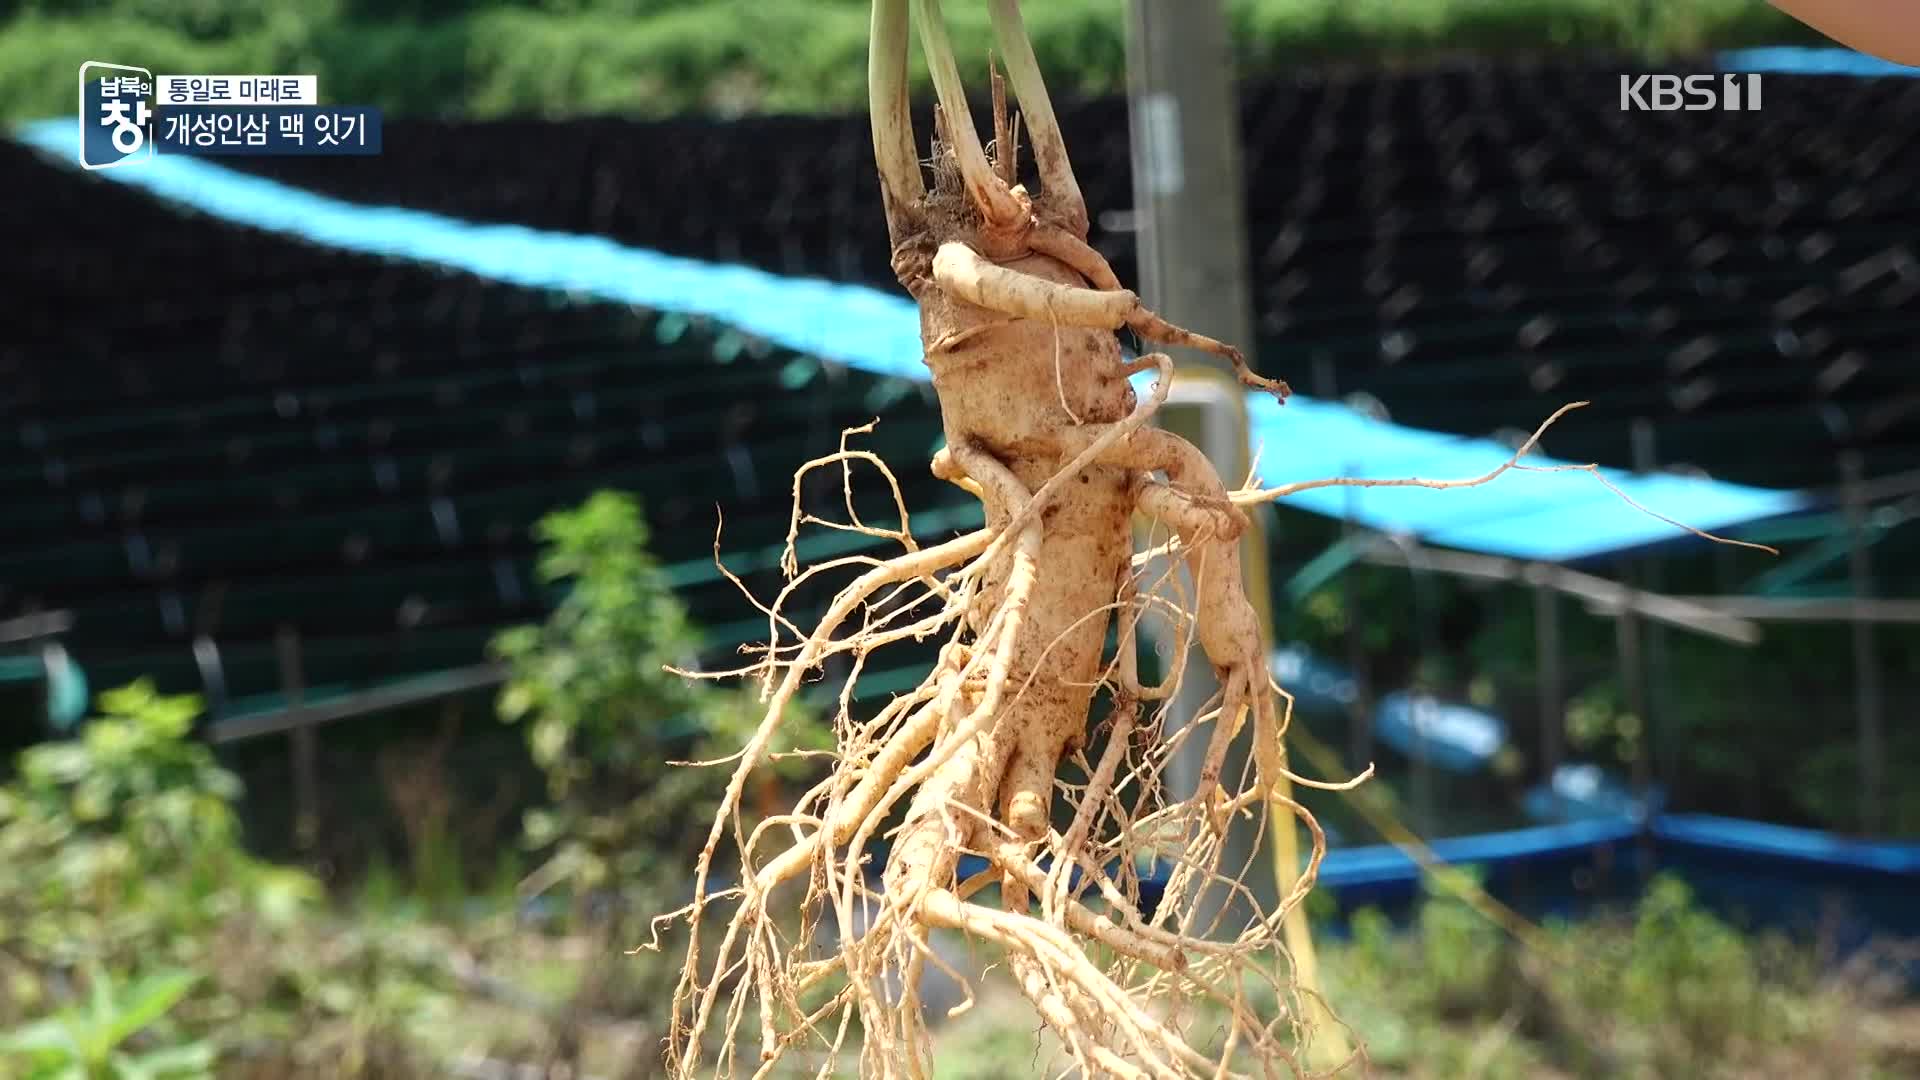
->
[3,2,1918,1077]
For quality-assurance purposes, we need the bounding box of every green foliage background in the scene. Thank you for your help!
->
[1,0,1821,123]
[490,490,828,898]
[0,492,831,1076]
[4,680,1908,1076]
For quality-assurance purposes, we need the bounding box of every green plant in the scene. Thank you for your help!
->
[0,964,212,1080]
[1593,874,1827,1074]
[1413,871,1509,1015]
[493,490,825,902]
[5,679,233,843]
[0,681,319,993]
[0,678,577,1079]
[487,490,832,1073]
[1305,871,1905,1078]
[0,681,330,1070]
[214,917,453,1078]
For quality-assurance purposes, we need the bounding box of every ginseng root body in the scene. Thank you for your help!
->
[887,131,1278,927]
[664,3,1330,1077]
[661,8,1760,1076]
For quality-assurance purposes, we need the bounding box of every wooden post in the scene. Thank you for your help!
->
[276,625,319,852]
[1125,3,1346,1061]
[1631,418,1675,802]
[1125,0,1259,898]
[1532,566,1563,793]
[1616,584,1648,797]
[1841,452,1884,833]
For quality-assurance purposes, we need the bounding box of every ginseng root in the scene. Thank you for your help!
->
[655,0,1763,1075]
[657,3,1344,1075]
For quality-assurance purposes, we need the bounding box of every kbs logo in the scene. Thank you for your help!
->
[1620,73,1762,111]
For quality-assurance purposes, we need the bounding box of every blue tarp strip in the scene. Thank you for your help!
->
[1654,813,1920,875]
[14,117,1808,562]
[1242,394,1808,561]
[17,119,930,380]
[1720,46,1920,78]
[1315,818,1641,888]
[1317,814,1920,890]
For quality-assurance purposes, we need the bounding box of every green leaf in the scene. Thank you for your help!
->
[123,1041,215,1079]
[140,696,201,740]
[249,867,323,925]
[110,1051,155,1080]
[0,1016,78,1058]
[530,717,569,768]
[86,962,117,1046]
[102,970,200,1050]
[96,679,159,718]
[71,778,113,823]
[21,744,91,785]
[498,683,536,722]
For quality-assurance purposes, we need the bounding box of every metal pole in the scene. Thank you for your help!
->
[1531,565,1563,794]
[1343,471,1375,772]
[1615,578,1649,803]
[1314,361,1375,772]
[1355,542,1761,643]
[1124,8,1344,1061]
[1710,529,1760,818]
[276,624,319,852]
[1125,0,1258,890]
[1386,532,1439,836]
[1630,419,1674,802]
[1841,452,1884,833]
[0,610,75,645]
[1125,0,1256,382]
[1613,571,1656,881]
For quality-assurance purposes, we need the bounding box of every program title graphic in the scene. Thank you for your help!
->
[79,62,384,170]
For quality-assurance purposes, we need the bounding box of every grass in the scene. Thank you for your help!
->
[0,0,1825,124]
[1304,876,1920,1078]
[6,673,1911,1077]
[288,879,1915,1078]
[905,875,1918,1078]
